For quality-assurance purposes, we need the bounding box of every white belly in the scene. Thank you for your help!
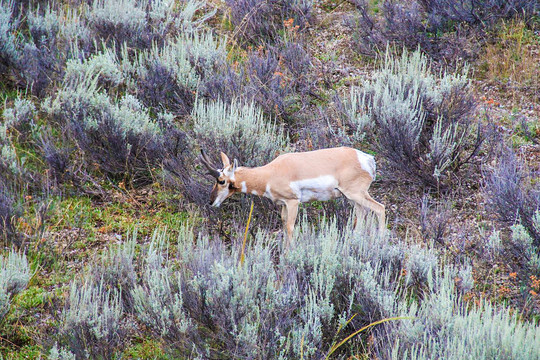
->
[290,175,341,203]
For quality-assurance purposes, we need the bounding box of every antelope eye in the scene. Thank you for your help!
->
[218,179,226,185]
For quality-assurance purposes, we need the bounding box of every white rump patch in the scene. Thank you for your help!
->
[356,150,376,179]
[290,175,340,203]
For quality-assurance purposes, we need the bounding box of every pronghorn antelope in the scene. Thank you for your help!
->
[200,147,385,246]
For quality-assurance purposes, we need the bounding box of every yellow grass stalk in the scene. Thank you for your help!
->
[239,200,254,267]
[325,316,412,359]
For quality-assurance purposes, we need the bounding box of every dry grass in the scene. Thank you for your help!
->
[478,19,540,92]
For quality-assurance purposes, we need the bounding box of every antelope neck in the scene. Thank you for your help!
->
[235,167,269,195]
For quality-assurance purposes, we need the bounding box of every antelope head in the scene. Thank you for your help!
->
[200,150,239,207]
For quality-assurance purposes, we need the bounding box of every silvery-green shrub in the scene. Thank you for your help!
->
[19,4,65,95]
[46,74,183,185]
[0,0,21,68]
[64,48,124,90]
[486,148,540,245]
[61,278,127,359]
[131,218,403,358]
[0,250,30,321]
[348,0,538,63]
[226,0,312,44]
[344,47,480,189]
[0,122,20,177]
[3,97,37,148]
[132,230,193,345]
[48,343,76,360]
[122,214,540,359]
[192,98,288,167]
[405,243,438,289]
[90,235,137,311]
[89,0,215,49]
[391,270,539,360]
[3,97,36,129]
[511,222,540,272]
[0,99,32,203]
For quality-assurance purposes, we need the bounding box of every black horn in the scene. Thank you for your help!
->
[199,150,220,178]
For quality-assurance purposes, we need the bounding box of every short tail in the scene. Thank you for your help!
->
[367,155,376,180]
[355,149,377,180]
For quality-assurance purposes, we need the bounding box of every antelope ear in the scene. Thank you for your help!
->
[220,152,231,168]
[232,159,238,173]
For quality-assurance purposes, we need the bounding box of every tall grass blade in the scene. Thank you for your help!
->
[239,199,254,267]
[325,316,412,359]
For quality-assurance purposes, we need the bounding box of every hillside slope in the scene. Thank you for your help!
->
[0,0,539,358]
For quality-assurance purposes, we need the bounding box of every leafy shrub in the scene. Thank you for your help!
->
[3,97,36,130]
[61,278,128,359]
[483,229,503,260]
[46,75,186,186]
[134,223,364,356]
[57,6,92,52]
[88,0,215,51]
[510,220,540,273]
[64,47,125,91]
[419,194,453,245]
[419,0,538,27]
[192,98,287,167]
[128,216,467,358]
[485,148,540,246]
[348,0,540,62]
[281,219,400,356]
[76,32,225,116]
[137,58,195,116]
[349,0,433,57]
[1,0,217,96]
[0,0,21,75]
[390,271,539,360]
[0,250,30,321]
[20,5,63,95]
[184,31,228,78]
[1,2,92,94]
[0,98,38,244]
[2,2,77,93]
[64,212,537,359]
[244,49,293,121]
[226,0,313,45]
[279,42,316,104]
[0,126,21,179]
[203,43,314,122]
[0,183,21,245]
[3,97,37,148]
[90,236,137,312]
[343,47,481,189]
[132,33,226,115]
[201,63,244,104]
[48,343,76,360]
[405,243,439,290]
[1,2,76,95]
[132,231,193,352]
[0,108,29,186]
[89,0,147,48]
